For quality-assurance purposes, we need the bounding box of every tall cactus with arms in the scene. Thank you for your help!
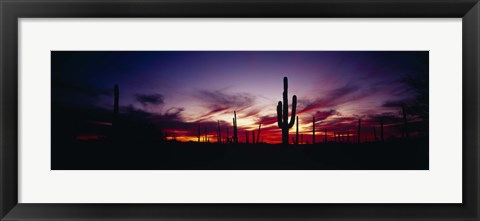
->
[277,77,297,145]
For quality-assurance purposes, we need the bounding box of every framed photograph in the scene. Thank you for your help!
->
[1,0,479,220]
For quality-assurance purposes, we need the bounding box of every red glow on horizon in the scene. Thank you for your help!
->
[165,117,419,144]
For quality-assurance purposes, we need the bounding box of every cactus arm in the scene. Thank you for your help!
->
[288,95,297,128]
[283,91,288,125]
[295,116,299,145]
[277,101,283,127]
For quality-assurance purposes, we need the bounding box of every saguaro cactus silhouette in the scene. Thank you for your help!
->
[312,116,316,144]
[324,128,327,143]
[277,77,297,145]
[233,111,238,144]
[217,120,221,144]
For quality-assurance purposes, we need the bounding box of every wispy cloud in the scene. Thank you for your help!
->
[314,109,339,121]
[135,93,165,106]
[299,83,360,113]
[193,89,256,118]
[255,115,278,125]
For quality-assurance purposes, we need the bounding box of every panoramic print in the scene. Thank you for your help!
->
[51,51,428,170]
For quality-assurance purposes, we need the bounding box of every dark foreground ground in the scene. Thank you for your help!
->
[52,138,428,170]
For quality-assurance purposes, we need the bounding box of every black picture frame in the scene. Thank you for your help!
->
[1,0,479,220]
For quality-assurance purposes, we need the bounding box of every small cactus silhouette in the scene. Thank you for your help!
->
[312,116,316,144]
[204,127,207,143]
[233,111,238,144]
[277,77,297,145]
[324,128,327,143]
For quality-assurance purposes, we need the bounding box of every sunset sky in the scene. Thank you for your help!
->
[52,51,428,144]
